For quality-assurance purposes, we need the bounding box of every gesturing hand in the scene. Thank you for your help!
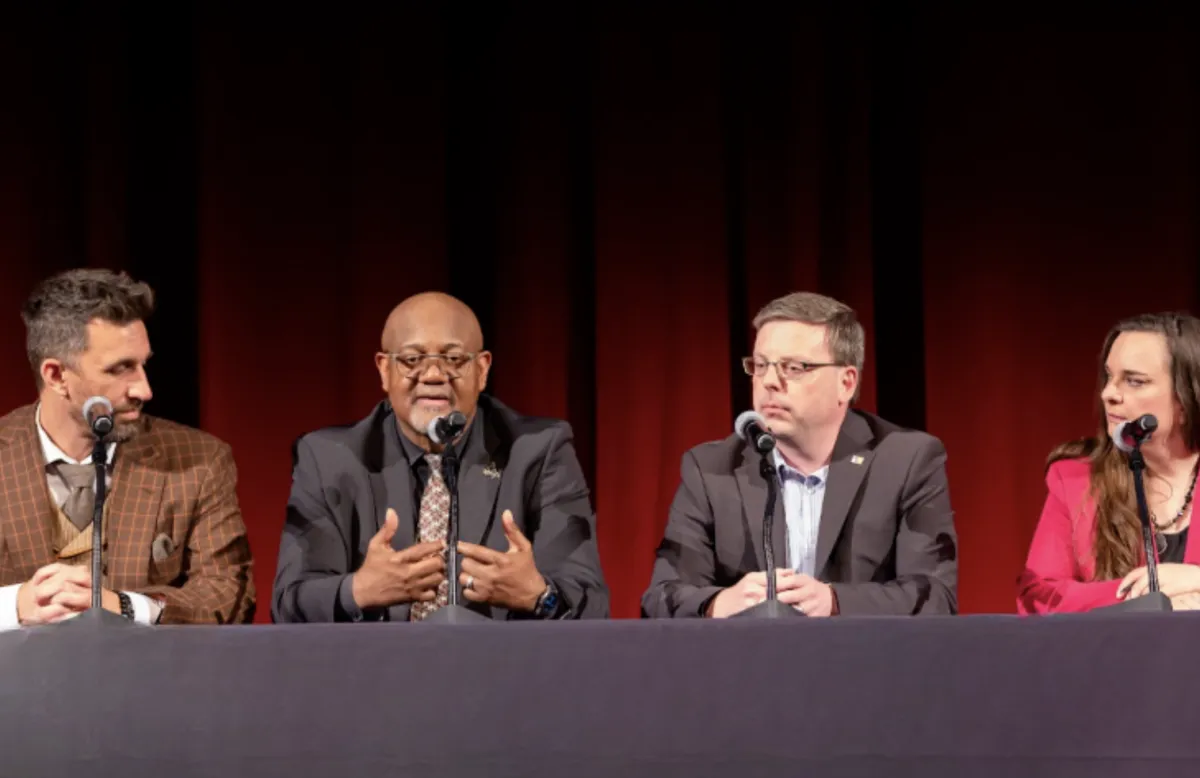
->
[351,508,446,609]
[457,510,545,612]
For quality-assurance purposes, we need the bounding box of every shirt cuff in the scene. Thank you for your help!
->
[0,583,21,630]
[337,575,365,622]
[127,592,164,624]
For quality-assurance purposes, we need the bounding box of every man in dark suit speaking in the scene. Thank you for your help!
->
[272,293,608,622]
[642,292,957,619]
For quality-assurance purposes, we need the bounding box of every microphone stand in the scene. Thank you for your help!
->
[733,454,805,619]
[422,446,487,623]
[62,435,134,628]
[1096,439,1172,613]
[1130,446,1161,595]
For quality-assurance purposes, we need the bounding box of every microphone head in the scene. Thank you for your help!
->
[1112,422,1133,453]
[1113,414,1158,453]
[425,415,443,443]
[426,411,468,445]
[734,410,765,439]
[82,396,114,436]
[734,410,775,453]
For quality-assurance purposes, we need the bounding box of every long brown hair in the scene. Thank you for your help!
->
[1047,312,1200,580]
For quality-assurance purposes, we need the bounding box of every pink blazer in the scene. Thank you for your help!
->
[1017,457,1200,614]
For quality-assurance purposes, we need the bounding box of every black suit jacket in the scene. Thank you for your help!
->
[272,396,608,622]
[641,410,957,617]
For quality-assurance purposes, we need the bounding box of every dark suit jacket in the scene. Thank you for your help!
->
[272,395,608,622]
[642,410,957,617]
[0,404,256,624]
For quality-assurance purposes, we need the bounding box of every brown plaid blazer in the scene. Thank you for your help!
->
[0,404,255,624]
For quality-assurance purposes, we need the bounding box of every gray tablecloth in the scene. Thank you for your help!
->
[1,612,1197,777]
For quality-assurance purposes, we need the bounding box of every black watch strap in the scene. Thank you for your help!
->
[117,591,135,620]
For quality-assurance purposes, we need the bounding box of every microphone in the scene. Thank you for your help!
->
[426,411,467,446]
[734,411,775,454]
[419,408,487,624]
[1113,414,1158,453]
[82,396,114,438]
[1097,411,1171,613]
[731,410,802,620]
[53,395,138,628]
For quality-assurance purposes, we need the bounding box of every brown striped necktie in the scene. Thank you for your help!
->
[409,454,450,621]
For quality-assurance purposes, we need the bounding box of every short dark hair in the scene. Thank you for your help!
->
[753,291,865,402]
[21,268,155,388]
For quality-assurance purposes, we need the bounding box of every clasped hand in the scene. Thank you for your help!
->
[709,569,835,618]
[1118,562,1200,609]
[17,563,121,625]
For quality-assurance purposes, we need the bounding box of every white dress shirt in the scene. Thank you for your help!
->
[0,406,163,629]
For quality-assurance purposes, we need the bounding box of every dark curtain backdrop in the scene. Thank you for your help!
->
[1,4,1196,620]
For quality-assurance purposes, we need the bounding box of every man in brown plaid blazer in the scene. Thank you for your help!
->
[0,269,255,626]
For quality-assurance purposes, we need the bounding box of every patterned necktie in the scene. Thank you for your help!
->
[54,462,97,531]
[409,453,450,621]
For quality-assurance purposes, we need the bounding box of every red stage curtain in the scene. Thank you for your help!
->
[0,5,1195,620]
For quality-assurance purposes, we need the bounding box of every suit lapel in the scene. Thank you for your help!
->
[375,420,416,553]
[813,412,876,578]
[735,451,787,571]
[456,414,502,549]
[369,416,417,623]
[106,424,166,588]
[0,406,58,582]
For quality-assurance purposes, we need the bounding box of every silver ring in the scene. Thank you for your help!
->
[464,575,474,591]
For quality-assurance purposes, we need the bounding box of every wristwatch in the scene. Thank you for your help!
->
[117,591,135,620]
[532,578,563,619]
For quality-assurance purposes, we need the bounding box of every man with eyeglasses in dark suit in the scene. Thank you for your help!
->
[272,292,608,623]
[642,292,958,619]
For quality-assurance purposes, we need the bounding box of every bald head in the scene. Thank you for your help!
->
[381,292,484,353]
[375,291,492,452]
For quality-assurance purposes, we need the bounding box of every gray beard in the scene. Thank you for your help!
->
[111,421,141,443]
[69,407,142,443]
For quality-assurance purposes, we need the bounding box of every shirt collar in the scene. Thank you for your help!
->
[772,448,828,485]
[35,403,118,466]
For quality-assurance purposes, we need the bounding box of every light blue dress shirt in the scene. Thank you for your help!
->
[773,450,828,576]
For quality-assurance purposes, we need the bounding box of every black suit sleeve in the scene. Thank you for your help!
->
[830,437,958,616]
[640,451,724,618]
[271,437,360,623]
[527,424,609,619]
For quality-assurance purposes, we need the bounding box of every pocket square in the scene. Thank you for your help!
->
[482,462,501,479]
[151,533,176,562]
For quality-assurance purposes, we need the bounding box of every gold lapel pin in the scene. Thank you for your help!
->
[850,455,865,465]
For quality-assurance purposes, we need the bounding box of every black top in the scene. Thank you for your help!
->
[1161,526,1189,564]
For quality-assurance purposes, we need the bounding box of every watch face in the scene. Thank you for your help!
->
[539,592,558,616]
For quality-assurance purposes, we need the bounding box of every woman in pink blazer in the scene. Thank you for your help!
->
[1018,312,1200,614]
